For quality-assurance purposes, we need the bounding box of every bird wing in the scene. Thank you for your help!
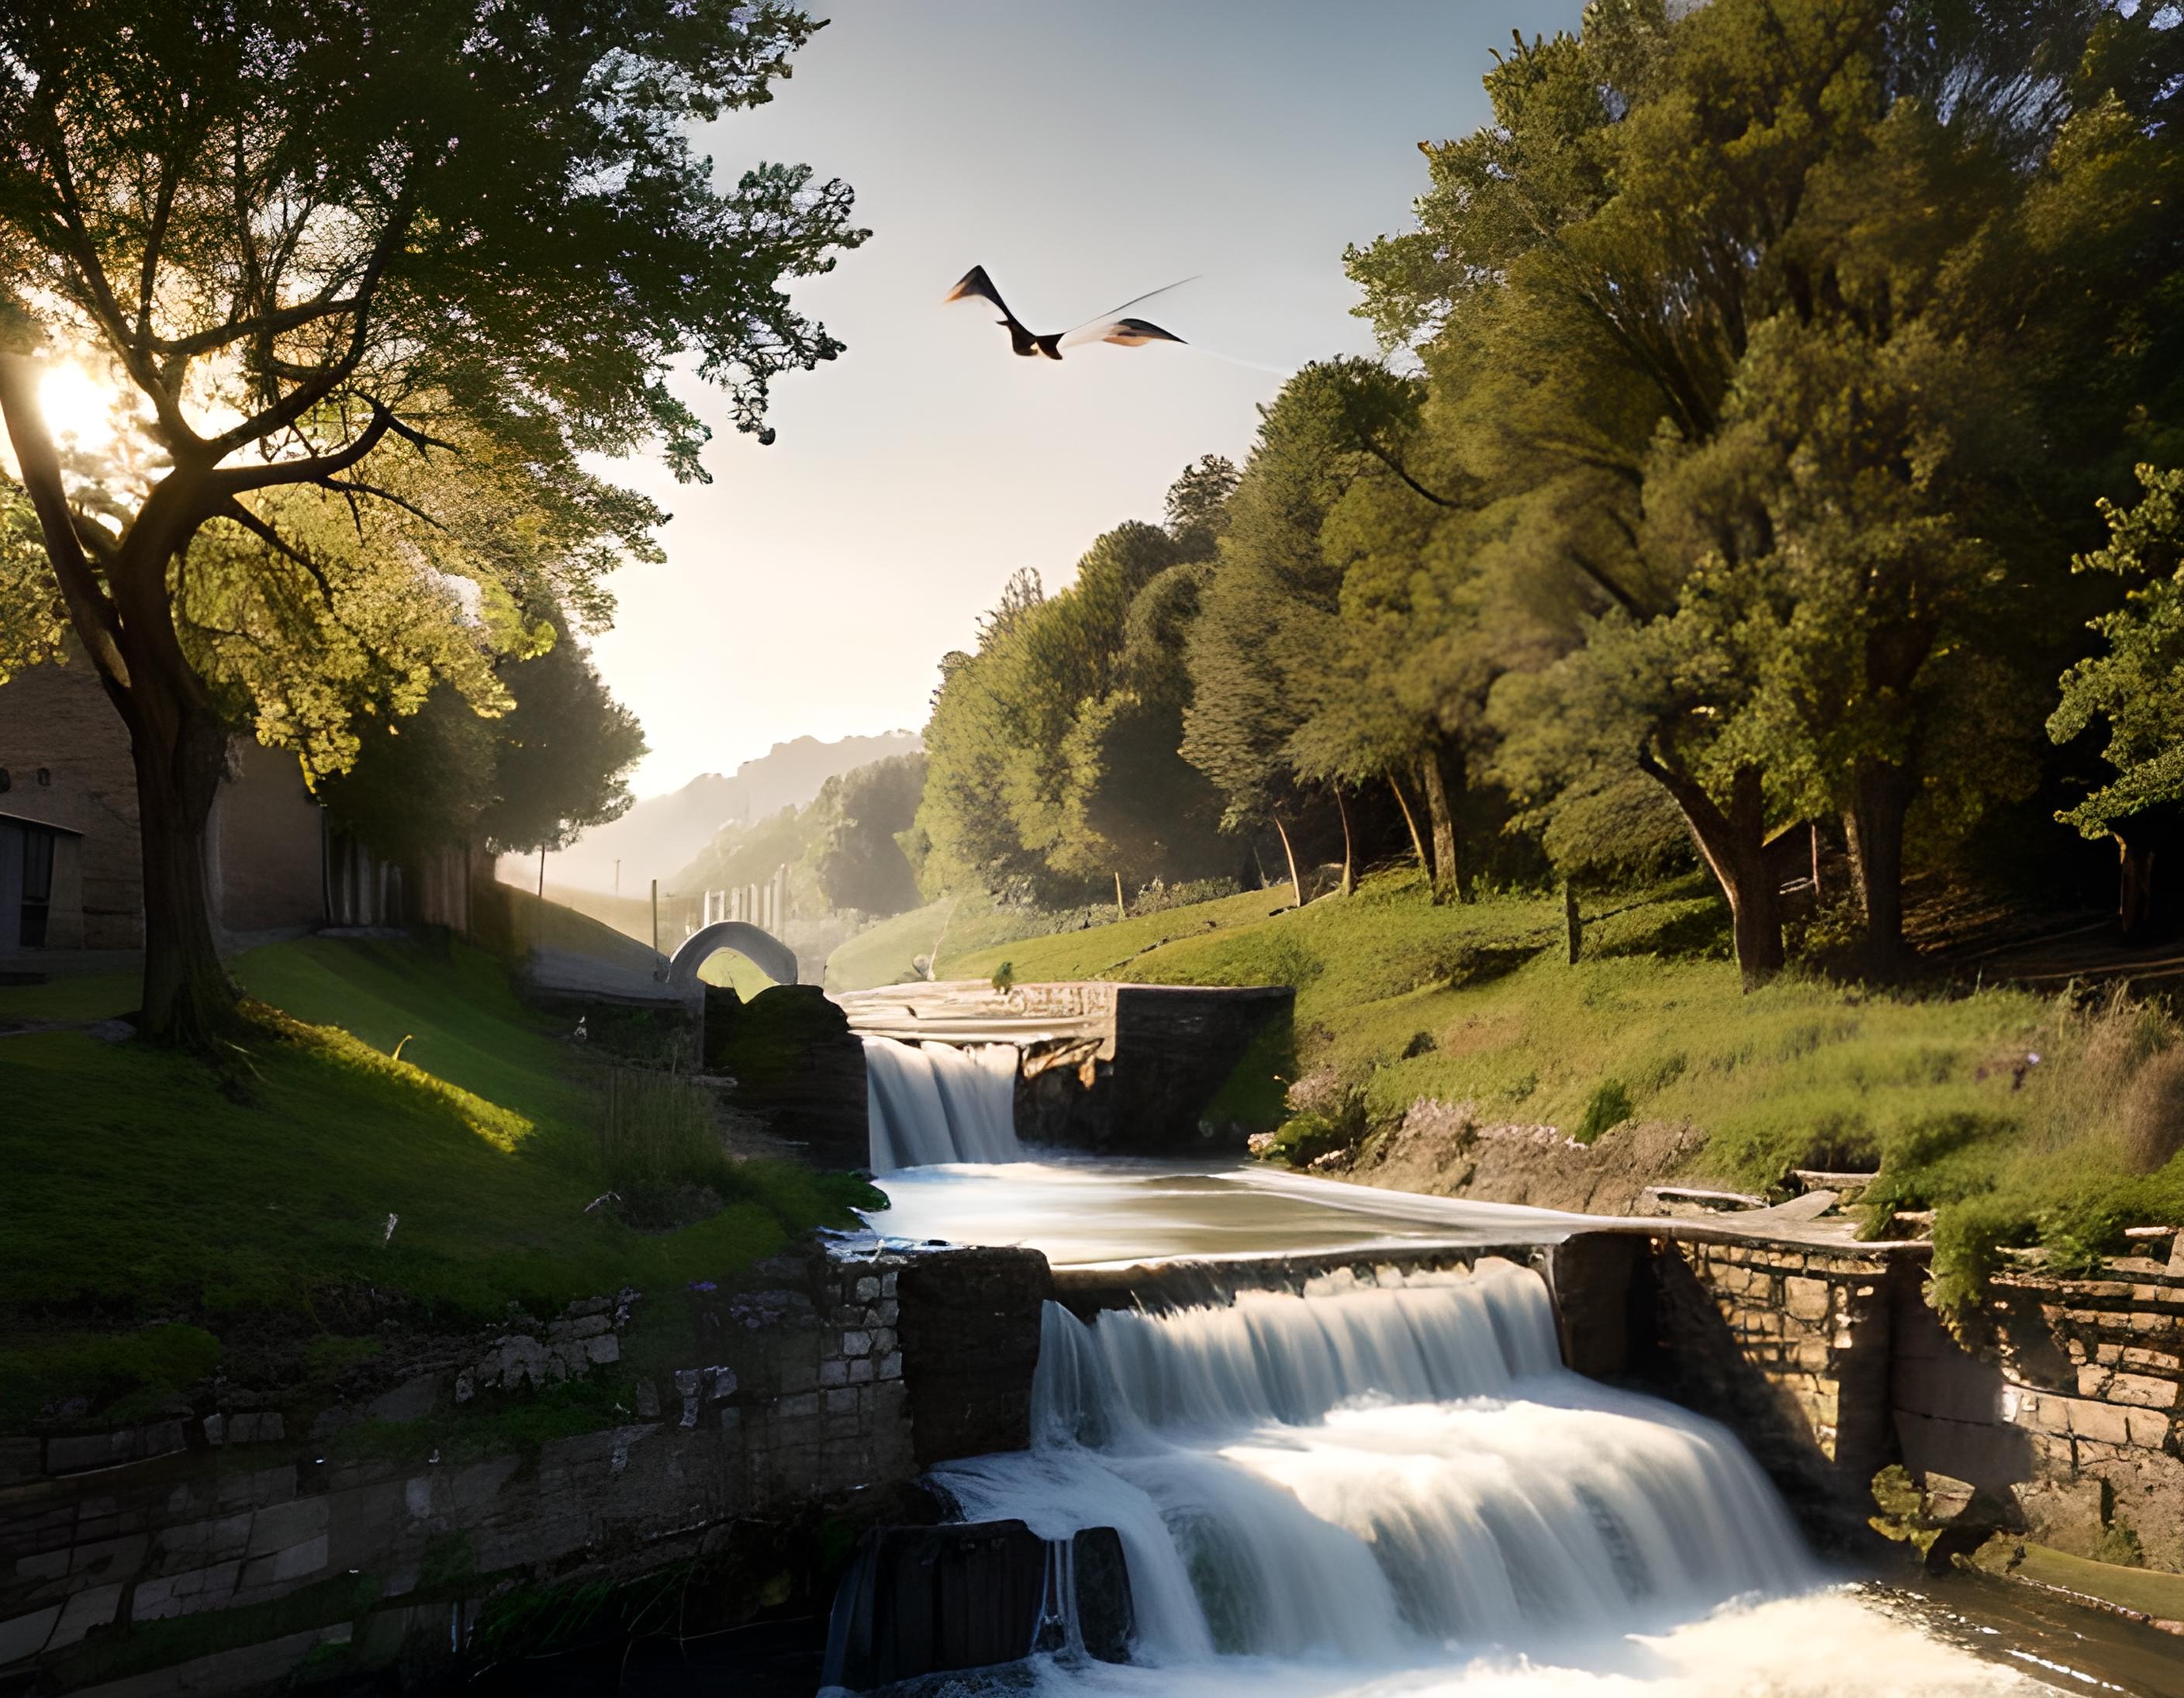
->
[944,264,1018,323]
[1058,276,1197,349]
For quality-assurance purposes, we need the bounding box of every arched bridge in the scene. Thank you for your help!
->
[667,920,799,990]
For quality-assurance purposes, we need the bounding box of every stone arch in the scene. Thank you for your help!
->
[667,920,799,990]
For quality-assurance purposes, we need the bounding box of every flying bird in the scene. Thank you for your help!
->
[944,265,1190,361]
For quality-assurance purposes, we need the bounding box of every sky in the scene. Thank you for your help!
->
[589,0,1589,799]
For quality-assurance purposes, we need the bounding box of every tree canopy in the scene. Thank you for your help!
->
[0,0,865,1041]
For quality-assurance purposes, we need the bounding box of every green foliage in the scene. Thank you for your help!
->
[475,623,648,855]
[921,469,1237,902]
[2050,466,2184,836]
[812,754,928,916]
[1353,0,2184,976]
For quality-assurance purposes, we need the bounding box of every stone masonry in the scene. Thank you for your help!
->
[1605,1227,2184,1569]
[0,1241,1017,1696]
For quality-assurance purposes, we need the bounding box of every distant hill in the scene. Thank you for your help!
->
[541,730,921,893]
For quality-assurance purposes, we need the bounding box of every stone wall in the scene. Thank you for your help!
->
[1981,1255,2184,1571]
[0,1240,1038,1696]
[1557,1227,2184,1569]
[1021,985,1294,1155]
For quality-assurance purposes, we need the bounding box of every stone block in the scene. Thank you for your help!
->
[154,1513,253,1570]
[779,1393,821,1420]
[583,1334,620,1367]
[879,1352,903,1381]
[246,1496,327,1558]
[46,1582,122,1650]
[0,1605,60,1663]
[239,1533,328,1592]
[880,1272,897,1298]
[67,1531,148,1580]
[842,1330,873,1358]
[855,1276,880,1303]
[132,1559,243,1622]
[824,1388,859,1414]
[1784,1278,1831,1322]
[367,1377,441,1424]
[848,1358,875,1385]
[819,1359,848,1389]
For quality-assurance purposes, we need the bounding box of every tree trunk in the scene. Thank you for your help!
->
[1844,761,1913,977]
[122,651,238,1045]
[1389,773,1431,882]
[2116,831,2156,939]
[1271,813,1305,909]
[1333,785,1354,897]
[1637,753,1783,989]
[0,352,238,1046]
[1420,744,1466,905]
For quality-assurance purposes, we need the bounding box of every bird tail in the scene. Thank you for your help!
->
[1033,333,1065,361]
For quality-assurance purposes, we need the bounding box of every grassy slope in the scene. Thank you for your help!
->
[825,889,1123,990]
[949,870,2184,1282]
[0,937,871,1423]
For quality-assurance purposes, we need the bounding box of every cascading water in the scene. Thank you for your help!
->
[863,1035,1021,1171]
[937,1259,1809,1671]
[913,1260,2058,1696]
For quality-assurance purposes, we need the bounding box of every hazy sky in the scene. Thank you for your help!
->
[589,0,1588,798]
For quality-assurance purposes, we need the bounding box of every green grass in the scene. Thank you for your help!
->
[949,868,2184,1303]
[824,887,1142,990]
[0,936,877,1426]
[0,968,140,1020]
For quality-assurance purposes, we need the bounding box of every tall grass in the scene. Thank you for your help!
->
[600,1066,724,1192]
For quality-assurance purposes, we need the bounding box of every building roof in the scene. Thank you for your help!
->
[0,810,85,837]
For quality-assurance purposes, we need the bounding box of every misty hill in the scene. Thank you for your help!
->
[545,730,921,892]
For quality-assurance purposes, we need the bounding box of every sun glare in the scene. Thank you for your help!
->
[38,361,119,453]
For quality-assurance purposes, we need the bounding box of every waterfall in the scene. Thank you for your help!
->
[934,1259,1816,1669]
[864,1035,1022,1171]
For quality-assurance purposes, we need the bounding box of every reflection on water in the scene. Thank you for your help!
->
[861,1156,1599,1267]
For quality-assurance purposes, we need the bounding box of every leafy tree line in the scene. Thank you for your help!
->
[676,752,929,925]
[921,0,2184,989]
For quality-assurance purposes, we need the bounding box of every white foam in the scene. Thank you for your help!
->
[863,1037,1021,1169]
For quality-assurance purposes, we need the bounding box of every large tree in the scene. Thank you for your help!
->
[920,466,1237,905]
[1358,0,2183,984]
[0,0,864,1043]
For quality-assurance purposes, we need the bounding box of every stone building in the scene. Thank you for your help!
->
[0,657,327,961]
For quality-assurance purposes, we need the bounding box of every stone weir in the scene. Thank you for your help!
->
[1060,1223,2184,1575]
[835,979,1294,1154]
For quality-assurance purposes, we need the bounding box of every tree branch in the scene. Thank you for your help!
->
[203,181,417,459]
[213,496,334,604]
[0,354,131,687]
[321,477,444,530]
[208,401,396,495]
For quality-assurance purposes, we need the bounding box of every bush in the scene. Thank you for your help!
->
[1264,1112,1351,1168]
